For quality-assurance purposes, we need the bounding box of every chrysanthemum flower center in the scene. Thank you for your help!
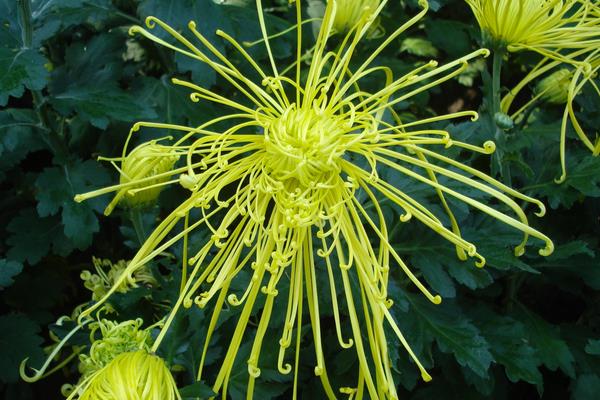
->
[264,106,346,188]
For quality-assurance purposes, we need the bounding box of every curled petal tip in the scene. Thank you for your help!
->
[278,363,292,374]
[470,112,479,121]
[128,25,142,36]
[480,48,491,58]
[514,246,525,257]
[145,16,157,28]
[417,0,429,10]
[188,21,196,29]
[475,255,486,268]
[421,371,432,382]
[248,364,261,378]
[19,358,36,383]
[539,241,554,257]
[432,295,442,305]
[535,202,546,218]
[554,174,567,184]
[483,140,496,154]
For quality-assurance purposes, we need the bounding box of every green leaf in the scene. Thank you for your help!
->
[48,33,157,128]
[514,305,575,378]
[0,313,45,384]
[0,48,49,106]
[0,259,23,288]
[35,160,110,249]
[394,228,493,291]
[137,0,232,87]
[572,374,600,400]
[6,209,73,264]
[585,340,600,356]
[400,293,493,377]
[415,253,456,298]
[179,381,217,399]
[400,38,439,58]
[425,19,472,58]
[0,109,45,180]
[476,312,543,389]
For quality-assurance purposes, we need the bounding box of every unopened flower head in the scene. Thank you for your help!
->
[80,257,155,304]
[69,350,180,400]
[103,140,180,214]
[466,0,599,67]
[75,0,553,398]
[535,68,572,104]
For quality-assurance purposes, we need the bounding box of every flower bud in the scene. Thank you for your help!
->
[536,68,572,104]
[114,141,179,210]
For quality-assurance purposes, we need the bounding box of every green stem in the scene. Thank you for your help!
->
[130,208,147,246]
[17,0,33,48]
[491,48,504,116]
[17,0,68,161]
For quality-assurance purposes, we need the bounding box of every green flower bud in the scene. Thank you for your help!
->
[535,68,572,105]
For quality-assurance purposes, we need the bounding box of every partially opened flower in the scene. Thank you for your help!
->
[75,0,553,398]
[308,0,383,37]
[465,0,599,66]
[70,350,180,400]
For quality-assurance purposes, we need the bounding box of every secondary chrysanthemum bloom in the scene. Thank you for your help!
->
[467,0,599,180]
[501,48,599,180]
[465,0,599,65]
[308,0,383,37]
[76,1,553,398]
[68,350,180,400]
[77,318,153,377]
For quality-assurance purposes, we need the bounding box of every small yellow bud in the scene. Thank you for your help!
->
[106,141,179,213]
[121,142,178,205]
[535,68,572,105]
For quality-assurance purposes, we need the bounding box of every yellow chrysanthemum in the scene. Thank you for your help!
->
[69,350,180,400]
[502,50,599,181]
[331,0,382,36]
[308,0,382,40]
[467,0,599,181]
[78,318,153,377]
[75,1,553,398]
[465,0,599,65]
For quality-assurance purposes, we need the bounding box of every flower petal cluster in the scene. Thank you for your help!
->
[466,0,599,65]
[78,318,153,377]
[75,0,553,398]
[72,350,180,400]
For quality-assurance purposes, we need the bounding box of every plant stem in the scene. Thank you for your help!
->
[491,48,504,116]
[130,208,147,246]
[17,0,69,161]
[17,0,33,48]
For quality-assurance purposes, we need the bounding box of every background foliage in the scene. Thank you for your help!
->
[1,0,599,399]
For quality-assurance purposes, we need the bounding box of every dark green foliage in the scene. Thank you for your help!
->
[1,0,599,399]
